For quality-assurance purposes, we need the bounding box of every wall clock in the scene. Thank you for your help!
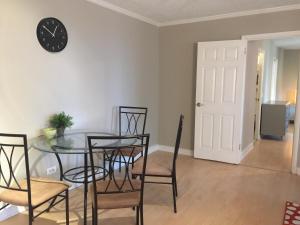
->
[37,17,68,52]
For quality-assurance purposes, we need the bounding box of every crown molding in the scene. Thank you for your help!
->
[242,30,300,41]
[159,4,300,26]
[86,0,159,26]
[86,1,300,28]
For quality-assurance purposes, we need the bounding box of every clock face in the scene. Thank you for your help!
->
[37,17,68,52]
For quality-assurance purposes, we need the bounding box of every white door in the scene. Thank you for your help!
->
[194,40,247,164]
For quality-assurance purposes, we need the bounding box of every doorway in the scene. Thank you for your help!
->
[254,50,265,141]
[241,37,300,172]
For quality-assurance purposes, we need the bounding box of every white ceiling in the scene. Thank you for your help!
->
[89,0,300,25]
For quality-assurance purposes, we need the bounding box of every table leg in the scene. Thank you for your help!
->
[46,152,64,212]
[84,153,88,225]
[54,152,64,181]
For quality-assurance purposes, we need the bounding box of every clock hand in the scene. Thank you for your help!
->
[42,25,54,37]
[53,25,58,37]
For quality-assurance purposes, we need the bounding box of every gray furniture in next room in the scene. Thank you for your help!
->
[260,101,290,139]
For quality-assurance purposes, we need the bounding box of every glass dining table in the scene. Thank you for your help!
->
[30,130,137,225]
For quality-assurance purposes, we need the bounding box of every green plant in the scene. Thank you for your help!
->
[49,112,74,129]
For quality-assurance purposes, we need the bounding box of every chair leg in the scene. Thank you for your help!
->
[136,205,140,225]
[93,205,98,225]
[172,177,177,213]
[140,204,144,225]
[29,216,33,225]
[174,176,178,197]
[28,207,33,225]
[65,190,69,225]
[92,205,95,225]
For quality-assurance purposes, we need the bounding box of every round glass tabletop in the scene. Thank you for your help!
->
[30,130,137,154]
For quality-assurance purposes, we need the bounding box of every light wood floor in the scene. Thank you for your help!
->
[241,135,293,172]
[2,151,300,225]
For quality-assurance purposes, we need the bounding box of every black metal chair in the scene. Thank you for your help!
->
[0,133,69,225]
[87,134,150,225]
[103,106,148,175]
[132,115,183,213]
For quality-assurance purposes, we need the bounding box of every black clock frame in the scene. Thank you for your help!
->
[36,17,68,53]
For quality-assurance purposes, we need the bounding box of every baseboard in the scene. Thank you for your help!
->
[0,205,24,222]
[239,142,254,162]
[296,167,300,175]
[156,145,193,156]
[148,144,160,154]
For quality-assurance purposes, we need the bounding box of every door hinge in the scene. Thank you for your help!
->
[239,144,241,150]
[244,48,247,55]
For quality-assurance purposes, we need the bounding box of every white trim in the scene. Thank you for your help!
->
[148,144,160,154]
[239,40,249,164]
[86,0,159,26]
[242,31,300,41]
[254,49,265,141]
[157,145,193,156]
[296,167,300,176]
[0,205,24,222]
[239,142,254,162]
[291,56,300,174]
[159,4,300,27]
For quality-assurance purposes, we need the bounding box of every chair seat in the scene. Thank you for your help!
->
[90,179,141,209]
[0,177,69,207]
[132,153,173,176]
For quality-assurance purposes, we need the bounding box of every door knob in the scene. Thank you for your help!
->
[196,102,203,107]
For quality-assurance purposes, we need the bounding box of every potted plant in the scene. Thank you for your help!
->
[49,112,74,137]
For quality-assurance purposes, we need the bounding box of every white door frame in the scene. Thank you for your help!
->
[254,49,265,141]
[242,30,300,174]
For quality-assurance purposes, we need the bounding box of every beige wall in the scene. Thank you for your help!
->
[276,50,300,101]
[0,0,159,177]
[0,0,159,140]
[159,10,300,150]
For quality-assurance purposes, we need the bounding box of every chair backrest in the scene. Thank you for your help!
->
[172,115,184,173]
[0,133,32,207]
[87,134,150,208]
[119,106,148,136]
